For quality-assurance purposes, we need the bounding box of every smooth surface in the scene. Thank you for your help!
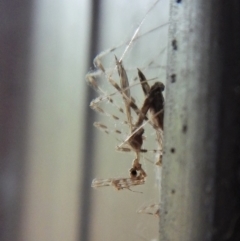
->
[20,1,90,241]
[0,1,32,241]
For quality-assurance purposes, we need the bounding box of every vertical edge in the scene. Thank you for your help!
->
[0,1,33,241]
[160,0,222,240]
[212,1,240,240]
[78,1,100,241]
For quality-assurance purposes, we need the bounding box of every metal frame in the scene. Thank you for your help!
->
[160,0,240,240]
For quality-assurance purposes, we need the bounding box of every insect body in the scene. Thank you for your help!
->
[137,69,165,130]
[89,55,165,191]
[137,69,165,165]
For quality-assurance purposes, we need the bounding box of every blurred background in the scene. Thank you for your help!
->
[0,0,169,241]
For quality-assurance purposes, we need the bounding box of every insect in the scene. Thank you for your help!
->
[86,2,169,241]
[90,57,148,191]
[87,0,167,193]
[89,56,165,191]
